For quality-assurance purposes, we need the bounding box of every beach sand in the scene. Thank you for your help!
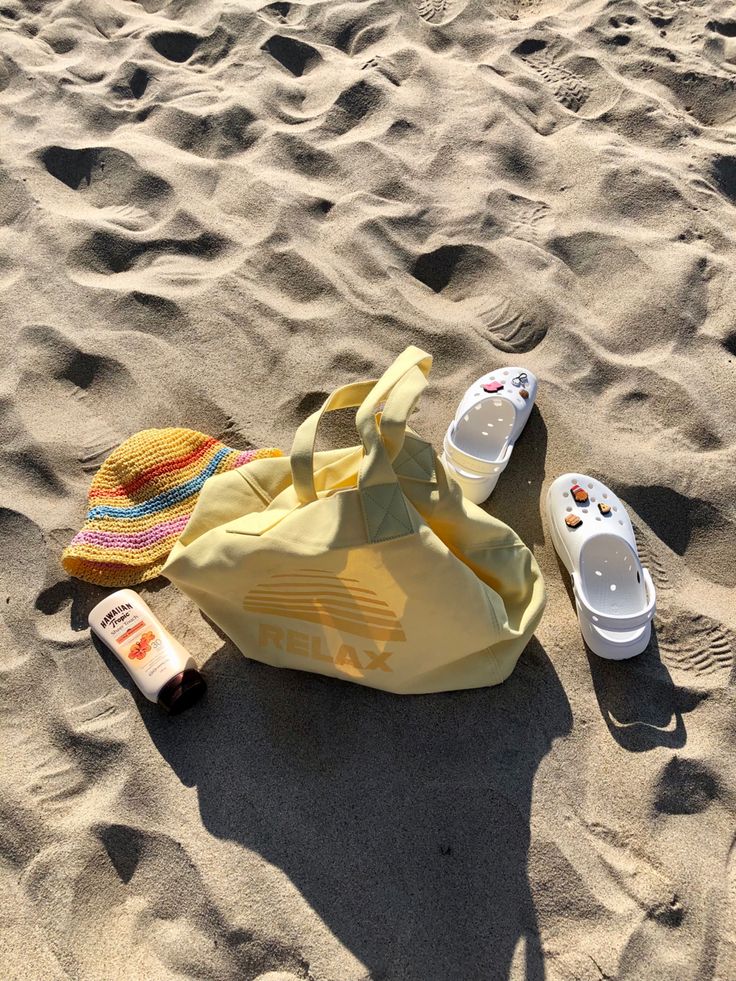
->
[2,0,736,978]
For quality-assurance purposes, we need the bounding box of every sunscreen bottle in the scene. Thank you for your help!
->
[88,589,206,714]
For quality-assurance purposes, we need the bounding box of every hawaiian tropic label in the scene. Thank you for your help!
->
[99,602,162,664]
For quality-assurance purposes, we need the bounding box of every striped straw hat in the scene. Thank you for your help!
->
[62,428,281,587]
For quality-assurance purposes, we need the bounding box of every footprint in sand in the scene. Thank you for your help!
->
[9,323,235,481]
[469,292,549,353]
[622,483,736,589]
[147,25,235,69]
[512,36,622,118]
[10,324,126,480]
[656,612,734,686]
[257,2,306,27]
[529,810,686,975]
[620,56,736,126]
[262,34,322,77]
[13,704,130,823]
[110,63,152,102]
[142,102,260,159]
[35,144,240,293]
[22,826,311,979]
[631,521,734,690]
[68,223,235,293]
[514,39,592,113]
[410,0,469,27]
[36,144,172,231]
[609,377,723,453]
[391,242,553,353]
[0,519,131,822]
[0,508,48,668]
[632,523,675,598]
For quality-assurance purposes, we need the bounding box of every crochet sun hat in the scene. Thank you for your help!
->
[62,428,281,587]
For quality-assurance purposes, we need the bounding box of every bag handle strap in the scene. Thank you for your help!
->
[290,347,432,505]
[354,362,430,491]
[290,379,376,505]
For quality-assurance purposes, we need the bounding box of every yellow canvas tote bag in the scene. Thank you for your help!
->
[163,347,545,694]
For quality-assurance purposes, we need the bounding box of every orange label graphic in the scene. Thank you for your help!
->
[117,620,146,644]
[128,630,156,661]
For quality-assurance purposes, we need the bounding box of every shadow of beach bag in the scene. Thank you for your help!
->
[163,347,546,694]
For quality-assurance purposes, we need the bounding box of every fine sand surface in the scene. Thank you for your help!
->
[2,0,736,978]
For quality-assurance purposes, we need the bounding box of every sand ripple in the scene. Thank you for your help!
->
[2,0,736,976]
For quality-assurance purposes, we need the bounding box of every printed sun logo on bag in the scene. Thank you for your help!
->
[243,569,406,676]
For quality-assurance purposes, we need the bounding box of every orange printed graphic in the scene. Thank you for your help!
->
[116,620,146,644]
[128,630,156,661]
[243,570,406,642]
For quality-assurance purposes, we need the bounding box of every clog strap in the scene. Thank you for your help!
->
[573,568,656,632]
[444,426,514,475]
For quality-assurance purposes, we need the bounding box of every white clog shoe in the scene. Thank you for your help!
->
[441,367,537,504]
[547,473,656,659]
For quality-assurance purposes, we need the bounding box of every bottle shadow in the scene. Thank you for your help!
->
[142,632,572,981]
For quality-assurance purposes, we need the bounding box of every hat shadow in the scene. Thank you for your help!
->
[142,630,572,981]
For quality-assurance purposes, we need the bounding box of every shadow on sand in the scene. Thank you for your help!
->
[140,632,571,981]
[485,404,547,551]
[551,546,703,754]
[586,630,706,753]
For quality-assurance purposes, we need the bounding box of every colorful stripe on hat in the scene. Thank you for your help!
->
[62,428,281,587]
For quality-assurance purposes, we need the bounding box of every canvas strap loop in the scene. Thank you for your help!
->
[290,347,433,506]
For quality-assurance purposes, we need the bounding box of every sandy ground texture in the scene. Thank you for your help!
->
[2,0,736,978]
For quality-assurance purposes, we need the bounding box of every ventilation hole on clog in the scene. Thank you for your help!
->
[493,466,499,472]
[481,431,488,436]
[498,418,504,422]
[592,615,599,622]
[464,415,469,422]
[602,493,608,499]
[566,506,572,512]
[563,491,569,497]
[610,584,617,591]
[595,570,602,576]
[582,508,589,513]
[588,483,593,488]
[596,516,601,521]
[637,571,641,583]
[613,506,618,512]
[475,405,481,411]
[619,520,624,525]
[591,497,596,502]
